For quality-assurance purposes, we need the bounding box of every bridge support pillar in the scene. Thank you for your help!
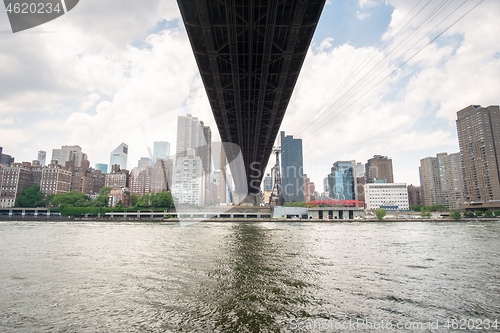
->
[241,193,260,206]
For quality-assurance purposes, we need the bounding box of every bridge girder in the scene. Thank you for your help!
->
[177,0,326,193]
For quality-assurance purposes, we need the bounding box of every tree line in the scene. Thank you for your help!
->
[15,185,175,215]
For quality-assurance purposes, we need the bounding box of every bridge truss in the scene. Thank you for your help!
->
[177,0,326,194]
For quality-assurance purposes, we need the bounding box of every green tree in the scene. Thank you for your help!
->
[494,210,500,217]
[475,211,484,218]
[426,204,447,212]
[420,207,431,218]
[410,205,423,212]
[375,208,386,220]
[130,194,139,207]
[485,210,493,217]
[450,210,461,220]
[135,193,151,209]
[464,211,475,218]
[49,191,91,207]
[150,192,174,208]
[93,187,111,207]
[15,185,44,208]
[98,186,112,196]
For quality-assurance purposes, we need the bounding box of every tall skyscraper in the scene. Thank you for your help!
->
[420,152,463,210]
[51,145,87,169]
[457,105,500,203]
[280,131,304,203]
[0,147,14,166]
[153,141,170,162]
[37,151,47,166]
[109,143,128,171]
[176,115,211,205]
[176,115,208,159]
[323,176,329,194]
[328,161,356,200]
[263,173,273,191]
[356,162,365,178]
[365,155,394,184]
[172,148,204,205]
[95,163,108,173]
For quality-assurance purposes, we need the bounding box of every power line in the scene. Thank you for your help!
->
[292,0,430,134]
[292,0,432,135]
[302,0,473,138]
[290,0,483,141]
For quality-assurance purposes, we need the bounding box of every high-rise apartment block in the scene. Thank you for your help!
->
[420,152,463,210]
[150,159,173,193]
[175,115,212,205]
[281,131,304,203]
[303,174,315,202]
[407,185,422,207]
[0,158,107,207]
[172,149,204,205]
[328,160,356,200]
[51,145,87,169]
[457,105,500,204]
[176,115,211,166]
[70,160,105,195]
[365,155,393,184]
[40,162,72,196]
[129,167,151,196]
[0,163,32,207]
[109,143,128,171]
[105,169,129,189]
[356,176,366,203]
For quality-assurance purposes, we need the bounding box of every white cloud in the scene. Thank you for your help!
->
[356,10,371,20]
[1,0,499,190]
[359,0,379,9]
[279,0,500,186]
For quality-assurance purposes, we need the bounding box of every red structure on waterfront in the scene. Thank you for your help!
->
[307,200,364,208]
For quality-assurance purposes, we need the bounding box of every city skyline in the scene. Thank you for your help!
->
[1,105,498,209]
[0,0,498,188]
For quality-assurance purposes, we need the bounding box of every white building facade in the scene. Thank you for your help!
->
[172,150,204,206]
[51,145,87,168]
[109,143,128,171]
[364,183,409,211]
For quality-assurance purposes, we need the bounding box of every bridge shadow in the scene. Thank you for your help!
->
[176,222,318,332]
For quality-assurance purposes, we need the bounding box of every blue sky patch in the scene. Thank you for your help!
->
[314,0,393,48]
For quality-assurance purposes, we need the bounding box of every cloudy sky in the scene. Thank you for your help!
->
[0,0,498,191]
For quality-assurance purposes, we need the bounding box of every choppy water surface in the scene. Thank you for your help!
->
[0,221,499,332]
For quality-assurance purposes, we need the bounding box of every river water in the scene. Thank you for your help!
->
[0,221,499,332]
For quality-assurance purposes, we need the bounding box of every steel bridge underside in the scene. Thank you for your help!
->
[178,0,325,193]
